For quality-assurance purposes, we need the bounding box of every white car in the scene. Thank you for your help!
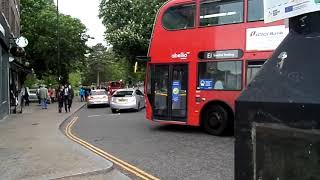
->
[87,89,109,108]
[110,89,145,113]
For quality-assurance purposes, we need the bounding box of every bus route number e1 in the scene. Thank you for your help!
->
[200,49,243,60]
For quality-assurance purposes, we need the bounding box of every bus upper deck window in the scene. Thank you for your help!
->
[162,4,196,30]
[200,0,244,26]
[248,0,264,22]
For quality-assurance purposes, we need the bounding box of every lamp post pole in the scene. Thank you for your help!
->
[57,0,61,83]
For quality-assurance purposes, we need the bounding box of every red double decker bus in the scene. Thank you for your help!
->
[145,0,288,135]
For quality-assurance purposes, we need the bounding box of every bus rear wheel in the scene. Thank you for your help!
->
[203,105,229,136]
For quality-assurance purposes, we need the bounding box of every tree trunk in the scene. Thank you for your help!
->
[97,71,100,88]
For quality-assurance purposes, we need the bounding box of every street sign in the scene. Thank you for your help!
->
[172,80,181,103]
[199,79,213,90]
[264,0,320,23]
[16,36,28,48]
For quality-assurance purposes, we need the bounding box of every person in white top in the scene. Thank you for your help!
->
[214,80,224,90]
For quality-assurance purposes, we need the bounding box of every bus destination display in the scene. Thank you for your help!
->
[199,49,243,60]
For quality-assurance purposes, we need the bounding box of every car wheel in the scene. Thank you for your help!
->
[111,109,117,113]
[203,105,229,136]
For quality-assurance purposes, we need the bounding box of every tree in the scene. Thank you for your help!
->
[99,0,165,61]
[69,72,81,89]
[20,0,89,83]
[82,45,130,86]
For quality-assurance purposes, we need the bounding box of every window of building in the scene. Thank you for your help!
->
[248,0,264,22]
[162,4,196,30]
[246,60,265,84]
[198,61,242,90]
[200,0,244,27]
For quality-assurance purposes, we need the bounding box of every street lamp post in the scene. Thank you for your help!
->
[56,0,61,83]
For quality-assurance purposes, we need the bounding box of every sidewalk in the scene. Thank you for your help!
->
[0,101,130,180]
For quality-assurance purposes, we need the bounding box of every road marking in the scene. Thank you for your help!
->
[88,114,120,118]
[65,117,160,180]
[88,115,102,118]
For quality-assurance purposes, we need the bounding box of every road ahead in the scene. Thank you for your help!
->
[72,106,234,180]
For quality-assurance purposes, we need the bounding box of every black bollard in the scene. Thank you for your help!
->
[235,12,320,180]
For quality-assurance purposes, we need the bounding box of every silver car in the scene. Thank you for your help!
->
[110,89,145,113]
[28,89,38,102]
[87,89,109,108]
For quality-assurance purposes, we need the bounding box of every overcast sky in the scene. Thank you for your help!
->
[55,0,106,47]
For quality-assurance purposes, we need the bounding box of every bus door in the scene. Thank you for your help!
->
[151,64,188,122]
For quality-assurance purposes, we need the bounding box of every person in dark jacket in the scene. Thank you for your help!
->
[63,84,70,113]
[63,84,74,112]
[57,87,64,113]
[67,85,74,112]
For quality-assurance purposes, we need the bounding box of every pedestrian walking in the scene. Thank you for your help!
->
[51,88,56,103]
[48,87,55,103]
[63,84,74,112]
[63,84,70,112]
[36,86,41,105]
[48,87,52,104]
[57,87,64,113]
[25,86,30,106]
[79,87,85,102]
[39,85,48,109]
[68,85,74,111]
[84,88,89,102]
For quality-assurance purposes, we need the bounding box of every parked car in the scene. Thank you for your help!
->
[28,89,38,102]
[87,89,109,108]
[110,89,145,113]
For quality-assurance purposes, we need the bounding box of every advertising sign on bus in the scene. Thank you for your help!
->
[246,25,289,51]
[264,0,320,23]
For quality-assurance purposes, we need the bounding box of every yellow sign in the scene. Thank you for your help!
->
[134,62,138,73]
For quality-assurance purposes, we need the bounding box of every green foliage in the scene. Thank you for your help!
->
[24,73,38,88]
[69,72,81,88]
[42,74,59,87]
[99,0,165,60]
[82,44,130,85]
[20,0,89,83]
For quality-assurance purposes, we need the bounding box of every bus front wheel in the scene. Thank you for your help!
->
[203,105,229,136]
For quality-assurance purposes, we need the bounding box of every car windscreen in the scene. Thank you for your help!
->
[113,91,133,97]
[91,91,107,95]
[29,90,37,94]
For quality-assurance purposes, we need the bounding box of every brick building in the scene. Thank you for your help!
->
[0,0,21,119]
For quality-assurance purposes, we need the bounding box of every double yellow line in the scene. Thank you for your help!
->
[65,117,160,180]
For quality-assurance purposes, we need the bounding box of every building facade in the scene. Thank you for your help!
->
[0,0,21,120]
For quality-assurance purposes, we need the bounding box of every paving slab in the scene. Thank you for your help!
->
[0,101,130,180]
